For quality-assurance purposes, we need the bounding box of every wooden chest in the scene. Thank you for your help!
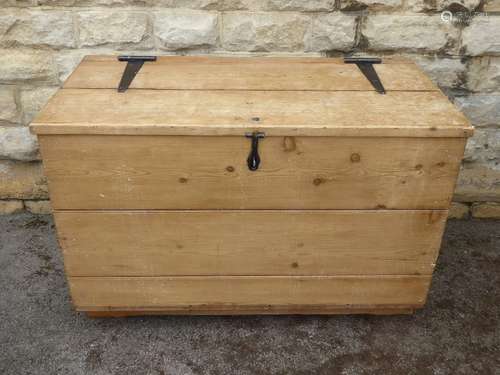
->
[30,56,473,316]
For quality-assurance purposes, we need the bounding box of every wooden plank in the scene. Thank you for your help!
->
[68,275,431,310]
[86,308,415,317]
[39,135,465,210]
[55,210,447,277]
[30,90,472,137]
[63,55,438,92]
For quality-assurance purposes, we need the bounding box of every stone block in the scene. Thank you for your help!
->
[0,160,48,200]
[467,57,500,93]
[305,13,357,52]
[454,94,500,126]
[0,49,57,84]
[0,126,39,161]
[20,86,58,125]
[222,12,310,52]
[413,56,466,89]
[1,10,76,48]
[448,202,470,219]
[78,11,152,48]
[339,0,402,11]
[266,0,335,11]
[471,202,500,218]
[154,10,218,50]
[0,86,19,124]
[362,15,459,53]
[24,200,52,214]
[462,16,500,56]
[0,200,23,214]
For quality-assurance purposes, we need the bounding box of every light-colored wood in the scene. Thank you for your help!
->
[64,55,438,92]
[30,55,468,315]
[55,210,446,277]
[31,89,472,137]
[86,307,415,317]
[39,135,465,210]
[68,275,431,310]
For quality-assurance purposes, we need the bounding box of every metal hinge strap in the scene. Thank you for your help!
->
[117,55,157,93]
[344,57,386,94]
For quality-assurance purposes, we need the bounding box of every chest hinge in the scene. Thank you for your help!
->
[344,57,386,94]
[117,56,157,93]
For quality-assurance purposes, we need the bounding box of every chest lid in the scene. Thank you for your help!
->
[30,55,472,138]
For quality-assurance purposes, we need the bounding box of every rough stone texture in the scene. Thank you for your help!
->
[222,12,310,52]
[454,94,500,126]
[448,202,470,219]
[154,10,218,50]
[0,0,35,6]
[0,86,19,124]
[484,0,500,11]
[161,0,219,8]
[0,49,57,84]
[78,11,151,48]
[1,10,76,49]
[0,200,23,214]
[340,0,402,11]
[1,215,499,373]
[54,50,86,83]
[0,161,48,200]
[362,15,459,53]
[462,16,500,56]
[407,0,481,11]
[266,0,335,11]
[455,165,500,202]
[457,128,500,202]
[305,13,357,52]
[24,200,51,214]
[463,128,499,165]
[467,56,500,93]
[472,202,500,218]
[413,56,466,89]
[0,126,39,161]
[20,86,58,125]
[0,12,17,36]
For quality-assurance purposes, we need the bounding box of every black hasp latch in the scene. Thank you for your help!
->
[344,57,386,94]
[245,132,265,171]
[117,55,157,93]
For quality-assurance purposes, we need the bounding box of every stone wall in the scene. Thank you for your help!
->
[0,0,499,217]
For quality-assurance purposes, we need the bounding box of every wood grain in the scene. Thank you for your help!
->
[55,210,447,277]
[63,55,438,92]
[39,135,465,210]
[30,90,472,138]
[86,308,415,316]
[68,275,431,311]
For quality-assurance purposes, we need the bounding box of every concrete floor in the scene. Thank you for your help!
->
[0,214,499,375]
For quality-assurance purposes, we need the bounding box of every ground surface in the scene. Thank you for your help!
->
[0,214,499,375]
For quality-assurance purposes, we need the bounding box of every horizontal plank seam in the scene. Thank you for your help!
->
[68,273,434,277]
[60,88,440,92]
[76,305,424,311]
[69,275,431,279]
[53,209,449,213]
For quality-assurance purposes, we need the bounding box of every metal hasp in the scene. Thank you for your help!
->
[245,132,265,171]
[344,57,386,94]
[117,56,157,93]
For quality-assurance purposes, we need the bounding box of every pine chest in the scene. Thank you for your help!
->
[30,56,473,316]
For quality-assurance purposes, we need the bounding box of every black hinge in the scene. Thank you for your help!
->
[117,55,157,93]
[344,57,386,94]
